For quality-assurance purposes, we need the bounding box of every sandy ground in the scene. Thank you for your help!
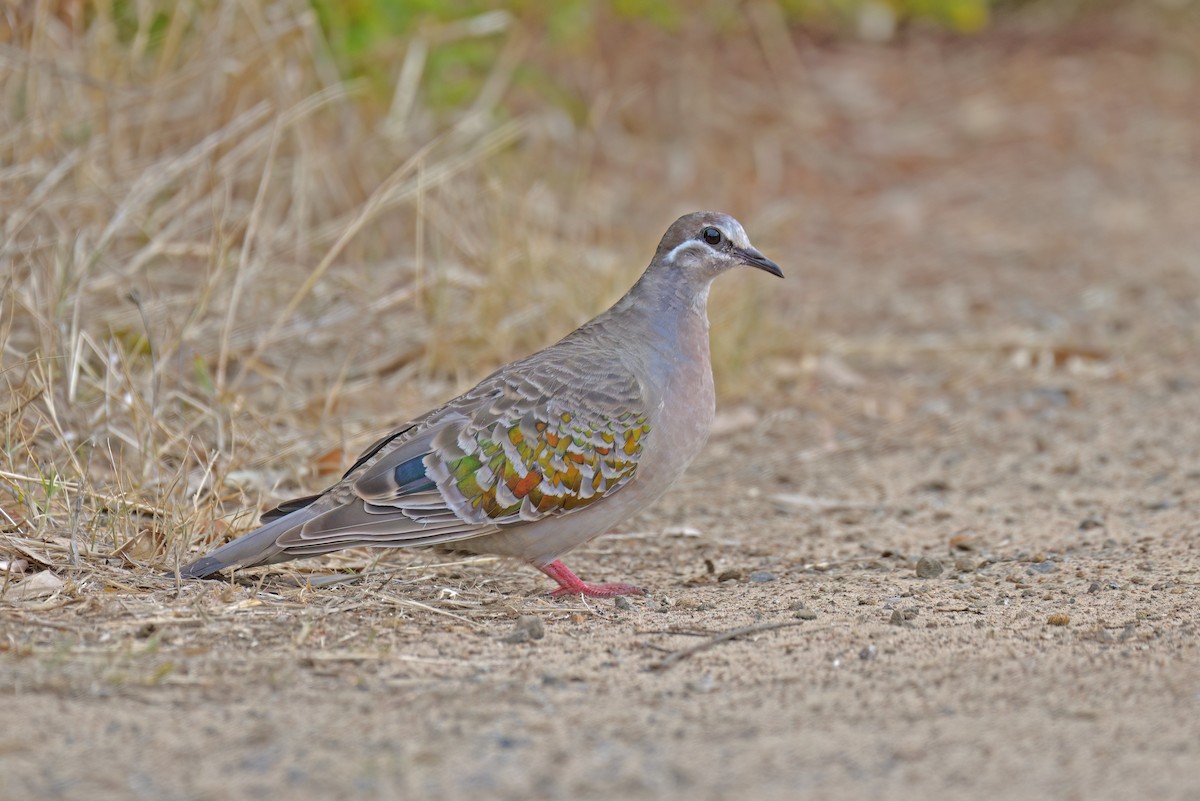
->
[4,15,1200,801]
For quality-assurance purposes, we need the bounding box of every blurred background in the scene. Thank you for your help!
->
[2,0,1199,562]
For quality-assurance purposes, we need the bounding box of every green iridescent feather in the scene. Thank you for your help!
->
[444,411,650,522]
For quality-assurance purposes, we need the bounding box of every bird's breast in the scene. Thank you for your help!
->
[638,313,716,485]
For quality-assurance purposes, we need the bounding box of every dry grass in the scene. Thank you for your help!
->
[0,2,800,579]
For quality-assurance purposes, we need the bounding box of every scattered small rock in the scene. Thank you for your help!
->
[717,568,744,582]
[502,615,545,644]
[748,571,777,583]
[1047,613,1071,627]
[794,609,818,620]
[0,558,28,574]
[949,533,982,551]
[1088,581,1101,593]
[1078,516,1104,530]
[915,557,944,578]
[889,608,919,625]
[954,557,978,573]
[859,644,878,661]
[1028,561,1057,575]
[614,596,634,611]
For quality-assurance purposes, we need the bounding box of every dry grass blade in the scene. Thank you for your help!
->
[361,589,483,628]
[650,620,819,671]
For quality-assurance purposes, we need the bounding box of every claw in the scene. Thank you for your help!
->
[538,560,646,599]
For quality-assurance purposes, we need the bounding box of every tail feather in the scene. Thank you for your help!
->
[177,508,318,579]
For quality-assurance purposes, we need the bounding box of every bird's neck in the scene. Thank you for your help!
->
[614,269,713,330]
[593,270,715,384]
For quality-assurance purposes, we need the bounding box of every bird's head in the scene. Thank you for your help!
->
[652,211,783,283]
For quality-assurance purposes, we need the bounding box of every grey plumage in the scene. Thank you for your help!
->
[179,211,782,597]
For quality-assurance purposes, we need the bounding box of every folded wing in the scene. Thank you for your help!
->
[269,364,652,557]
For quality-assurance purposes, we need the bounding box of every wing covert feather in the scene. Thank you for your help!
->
[274,356,651,552]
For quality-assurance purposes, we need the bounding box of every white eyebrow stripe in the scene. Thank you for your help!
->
[665,239,710,264]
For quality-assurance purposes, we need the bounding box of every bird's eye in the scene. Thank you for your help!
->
[702,227,723,246]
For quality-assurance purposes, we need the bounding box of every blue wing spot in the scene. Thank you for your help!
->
[394,455,435,493]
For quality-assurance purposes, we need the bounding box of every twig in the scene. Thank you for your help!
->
[636,628,717,638]
[362,589,482,628]
[650,620,818,671]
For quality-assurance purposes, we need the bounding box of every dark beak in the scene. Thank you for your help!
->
[737,247,784,278]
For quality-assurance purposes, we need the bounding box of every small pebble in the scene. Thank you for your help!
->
[915,557,944,579]
[1087,582,1101,593]
[1028,561,1057,574]
[717,569,744,582]
[794,609,817,620]
[949,534,982,551]
[501,615,545,644]
[614,596,634,611]
[954,557,978,573]
[859,644,877,661]
[748,571,777,583]
[1047,613,1070,626]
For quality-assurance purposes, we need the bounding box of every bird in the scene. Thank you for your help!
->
[178,211,782,597]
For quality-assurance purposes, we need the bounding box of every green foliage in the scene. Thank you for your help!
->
[897,0,990,31]
[95,0,175,47]
[11,464,64,517]
[308,0,992,106]
[779,0,989,32]
[310,0,507,101]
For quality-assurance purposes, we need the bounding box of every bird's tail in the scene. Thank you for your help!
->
[175,507,318,579]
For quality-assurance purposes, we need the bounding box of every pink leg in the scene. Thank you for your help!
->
[538,560,646,598]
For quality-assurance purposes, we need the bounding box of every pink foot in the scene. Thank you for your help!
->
[538,560,646,599]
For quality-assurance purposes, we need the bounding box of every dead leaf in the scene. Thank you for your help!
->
[5,570,65,601]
